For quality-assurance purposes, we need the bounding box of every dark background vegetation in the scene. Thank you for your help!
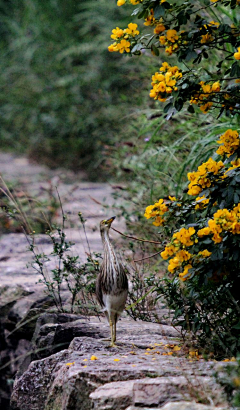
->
[0,0,152,179]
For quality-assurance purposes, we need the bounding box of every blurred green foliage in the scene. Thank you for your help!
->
[0,0,149,178]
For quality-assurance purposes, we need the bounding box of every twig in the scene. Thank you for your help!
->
[111,226,162,244]
[134,250,163,262]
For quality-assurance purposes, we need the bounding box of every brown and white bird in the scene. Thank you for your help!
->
[96,216,128,347]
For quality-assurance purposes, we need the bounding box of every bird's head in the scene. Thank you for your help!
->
[100,216,116,233]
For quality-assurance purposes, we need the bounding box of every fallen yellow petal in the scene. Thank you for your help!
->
[90,355,98,361]
[114,358,120,361]
[66,362,75,366]
[173,346,181,351]
[83,359,88,362]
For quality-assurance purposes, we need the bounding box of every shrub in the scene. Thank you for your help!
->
[109,0,240,356]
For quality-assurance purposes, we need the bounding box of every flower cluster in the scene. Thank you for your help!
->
[108,23,140,54]
[200,21,219,44]
[216,129,240,157]
[187,157,224,196]
[149,63,182,102]
[117,0,141,6]
[160,227,198,280]
[159,29,183,55]
[190,81,221,113]
[198,205,240,243]
[161,229,195,277]
[195,195,210,210]
[159,226,215,280]
[144,198,169,226]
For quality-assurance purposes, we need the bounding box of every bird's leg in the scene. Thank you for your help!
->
[109,319,117,347]
[113,319,116,343]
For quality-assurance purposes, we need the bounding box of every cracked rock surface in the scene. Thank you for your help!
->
[0,153,229,410]
[10,316,227,410]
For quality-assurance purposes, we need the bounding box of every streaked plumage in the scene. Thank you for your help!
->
[96,216,128,347]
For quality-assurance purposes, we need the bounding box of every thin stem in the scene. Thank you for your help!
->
[111,226,163,244]
[134,250,163,262]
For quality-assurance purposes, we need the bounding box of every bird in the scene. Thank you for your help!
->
[96,216,128,347]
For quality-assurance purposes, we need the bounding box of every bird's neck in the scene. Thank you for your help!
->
[101,230,120,273]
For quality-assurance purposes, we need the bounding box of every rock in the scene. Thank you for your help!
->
[0,285,33,317]
[90,377,218,409]
[11,316,225,410]
[160,403,227,410]
[126,403,227,410]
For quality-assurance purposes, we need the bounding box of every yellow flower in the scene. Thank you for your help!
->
[168,256,181,273]
[197,227,211,237]
[195,195,209,210]
[117,39,131,53]
[198,249,212,258]
[154,24,166,34]
[166,29,179,42]
[212,82,221,92]
[152,216,164,226]
[111,27,124,40]
[144,9,156,26]
[176,249,192,262]
[216,129,239,157]
[144,205,157,219]
[108,43,119,52]
[173,227,196,247]
[234,47,240,60]
[179,264,192,281]
[117,0,126,5]
[201,33,213,44]
[161,244,177,260]
[157,82,166,92]
[124,23,139,37]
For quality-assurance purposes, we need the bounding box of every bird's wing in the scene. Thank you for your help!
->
[96,269,105,307]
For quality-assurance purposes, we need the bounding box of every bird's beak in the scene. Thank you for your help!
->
[106,216,116,225]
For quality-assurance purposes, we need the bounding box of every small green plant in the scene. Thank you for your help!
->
[26,211,101,314]
[215,355,240,407]
[0,176,59,234]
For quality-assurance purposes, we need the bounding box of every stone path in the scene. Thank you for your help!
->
[0,152,123,289]
[0,152,230,410]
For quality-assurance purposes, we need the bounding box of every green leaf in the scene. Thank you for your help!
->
[162,2,171,9]
[230,61,239,77]
[131,6,143,16]
[154,5,165,18]
[174,98,184,112]
[234,192,239,203]
[185,50,198,62]
[163,102,173,113]
[188,105,195,113]
[151,44,159,56]
[232,321,240,329]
